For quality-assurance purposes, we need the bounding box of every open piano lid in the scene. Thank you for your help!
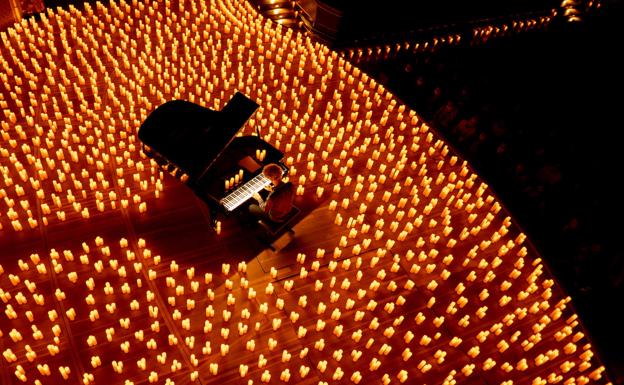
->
[138,92,259,180]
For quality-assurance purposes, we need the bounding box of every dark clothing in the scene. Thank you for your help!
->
[265,181,294,221]
[249,181,294,222]
[248,203,268,221]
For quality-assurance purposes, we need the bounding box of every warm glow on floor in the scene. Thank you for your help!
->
[0,0,610,384]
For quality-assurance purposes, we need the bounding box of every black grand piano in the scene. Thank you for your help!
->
[138,92,286,225]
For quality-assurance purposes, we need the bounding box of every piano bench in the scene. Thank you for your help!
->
[257,206,300,250]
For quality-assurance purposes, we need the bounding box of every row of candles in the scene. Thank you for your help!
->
[343,14,553,64]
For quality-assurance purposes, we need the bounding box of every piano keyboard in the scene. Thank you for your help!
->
[221,173,271,211]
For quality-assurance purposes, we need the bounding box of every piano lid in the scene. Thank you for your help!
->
[138,92,259,180]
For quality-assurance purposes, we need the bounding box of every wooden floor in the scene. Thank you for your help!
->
[0,0,612,384]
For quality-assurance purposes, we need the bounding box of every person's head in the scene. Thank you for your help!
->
[263,163,283,185]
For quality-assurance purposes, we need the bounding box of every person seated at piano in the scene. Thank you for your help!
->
[249,163,294,223]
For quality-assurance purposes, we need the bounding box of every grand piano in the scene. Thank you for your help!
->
[138,92,286,224]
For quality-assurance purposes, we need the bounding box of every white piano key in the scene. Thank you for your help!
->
[221,173,271,211]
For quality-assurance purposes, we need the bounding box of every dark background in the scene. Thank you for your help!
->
[355,1,624,382]
[320,0,560,45]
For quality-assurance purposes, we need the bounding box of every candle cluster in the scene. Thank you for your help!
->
[0,0,611,384]
[225,169,245,191]
[0,2,169,232]
[0,228,610,385]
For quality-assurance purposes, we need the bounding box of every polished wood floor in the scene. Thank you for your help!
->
[0,0,612,384]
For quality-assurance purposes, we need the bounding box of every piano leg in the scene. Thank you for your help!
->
[189,183,220,231]
[208,202,219,230]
